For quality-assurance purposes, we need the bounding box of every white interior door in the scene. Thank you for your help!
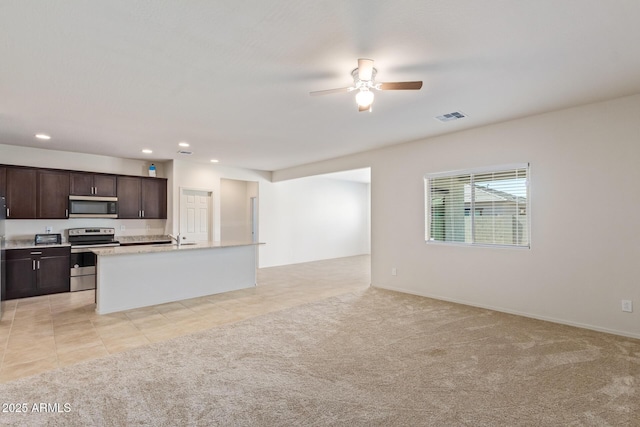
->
[180,188,212,242]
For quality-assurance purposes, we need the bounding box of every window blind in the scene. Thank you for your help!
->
[425,165,529,248]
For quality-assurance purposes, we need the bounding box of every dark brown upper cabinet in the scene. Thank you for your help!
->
[2,164,166,220]
[141,178,167,219]
[37,169,70,219]
[6,167,37,218]
[0,166,6,197]
[117,176,167,219]
[116,176,141,219]
[70,172,117,197]
[6,167,69,219]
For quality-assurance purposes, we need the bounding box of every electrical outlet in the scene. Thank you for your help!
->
[391,267,397,276]
[45,226,52,233]
[621,300,633,313]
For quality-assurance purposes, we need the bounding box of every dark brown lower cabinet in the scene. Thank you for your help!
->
[4,247,70,300]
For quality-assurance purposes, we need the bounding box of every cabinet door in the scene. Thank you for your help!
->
[69,172,94,196]
[93,174,117,197]
[37,170,70,219]
[0,258,4,301]
[37,255,70,294]
[6,167,37,218]
[141,178,167,219]
[0,166,6,198]
[5,257,36,299]
[70,173,117,197]
[117,176,141,218]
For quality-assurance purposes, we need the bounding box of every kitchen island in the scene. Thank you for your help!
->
[93,241,262,314]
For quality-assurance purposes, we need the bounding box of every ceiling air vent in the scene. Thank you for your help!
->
[177,150,193,155]
[435,111,467,122]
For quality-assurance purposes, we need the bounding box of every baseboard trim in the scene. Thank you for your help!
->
[372,284,640,340]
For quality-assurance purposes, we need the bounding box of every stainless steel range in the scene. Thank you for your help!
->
[68,227,119,291]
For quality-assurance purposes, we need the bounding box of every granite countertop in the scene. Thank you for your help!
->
[4,235,171,249]
[117,235,172,245]
[4,240,71,250]
[92,241,264,256]
[5,234,171,250]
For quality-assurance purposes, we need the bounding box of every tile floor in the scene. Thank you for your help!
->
[0,255,370,383]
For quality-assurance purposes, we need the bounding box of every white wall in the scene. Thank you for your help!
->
[273,93,640,339]
[220,178,253,242]
[267,176,371,266]
[171,160,370,268]
[169,160,272,244]
[0,143,165,177]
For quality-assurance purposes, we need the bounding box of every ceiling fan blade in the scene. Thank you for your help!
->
[358,58,374,81]
[309,87,352,96]
[358,104,371,113]
[378,81,423,90]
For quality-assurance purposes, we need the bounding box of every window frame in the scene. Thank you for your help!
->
[424,163,530,249]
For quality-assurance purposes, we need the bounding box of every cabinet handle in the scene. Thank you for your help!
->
[32,260,36,270]
[6,208,9,217]
[30,251,42,255]
[37,260,40,270]
[65,208,68,218]
[94,187,98,194]
[142,210,145,218]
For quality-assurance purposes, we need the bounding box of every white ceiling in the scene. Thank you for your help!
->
[2,1,640,172]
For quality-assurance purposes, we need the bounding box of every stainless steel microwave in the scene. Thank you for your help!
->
[68,196,118,218]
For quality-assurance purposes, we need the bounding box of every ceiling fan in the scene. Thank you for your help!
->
[310,58,423,112]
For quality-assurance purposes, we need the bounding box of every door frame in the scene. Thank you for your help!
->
[178,186,214,242]
[250,196,258,243]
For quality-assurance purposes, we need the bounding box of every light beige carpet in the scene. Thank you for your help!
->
[0,288,639,426]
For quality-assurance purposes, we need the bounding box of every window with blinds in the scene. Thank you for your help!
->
[424,164,529,248]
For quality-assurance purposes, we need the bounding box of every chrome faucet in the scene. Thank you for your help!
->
[169,233,182,247]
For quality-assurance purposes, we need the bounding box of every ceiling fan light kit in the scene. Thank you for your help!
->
[311,58,423,112]
[355,89,374,108]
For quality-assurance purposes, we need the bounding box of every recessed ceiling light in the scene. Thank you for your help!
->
[210,159,219,163]
[35,133,51,140]
[142,149,153,154]
[178,141,190,147]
